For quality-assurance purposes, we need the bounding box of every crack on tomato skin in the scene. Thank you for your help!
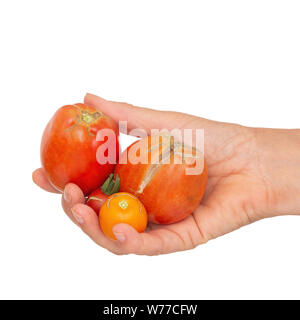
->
[87,128,97,136]
[72,104,81,111]
[64,122,76,132]
[131,133,203,196]
[64,114,81,137]
[136,135,177,195]
[126,186,138,195]
[87,196,102,202]
[136,164,161,195]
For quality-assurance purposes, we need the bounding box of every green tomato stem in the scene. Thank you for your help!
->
[101,173,120,195]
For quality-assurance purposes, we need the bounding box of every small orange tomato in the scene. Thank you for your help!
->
[99,192,148,240]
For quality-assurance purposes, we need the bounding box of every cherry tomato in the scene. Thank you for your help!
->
[114,134,207,224]
[86,174,120,214]
[99,192,148,240]
[41,103,119,195]
[86,189,108,214]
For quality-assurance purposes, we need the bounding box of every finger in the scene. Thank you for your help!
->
[112,223,186,255]
[70,203,121,253]
[112,223,161,255]
[69,203,187,255]
[32,168,60,193]
[61,183,85,225]
[84,93,192,136]
[70,203,171,255]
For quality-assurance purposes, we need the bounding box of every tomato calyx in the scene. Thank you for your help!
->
[80,110,102,125]
[118,200,128,209]
[101,173,120,195]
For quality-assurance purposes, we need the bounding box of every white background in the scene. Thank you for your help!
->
[0,0,299,299]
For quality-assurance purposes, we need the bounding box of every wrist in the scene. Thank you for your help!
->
[253,127,300,217]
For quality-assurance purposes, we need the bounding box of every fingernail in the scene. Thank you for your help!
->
[64,190,71,202]
[114,232,126,243]
[71,208,84,224]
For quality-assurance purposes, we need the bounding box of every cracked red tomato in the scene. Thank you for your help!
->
[115,134,207,224]
[86,174,120,214]
[41,103,119,195]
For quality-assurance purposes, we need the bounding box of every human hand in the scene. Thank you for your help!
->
[33,93,300,255]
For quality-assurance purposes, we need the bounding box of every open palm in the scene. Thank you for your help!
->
[33,93,272,255]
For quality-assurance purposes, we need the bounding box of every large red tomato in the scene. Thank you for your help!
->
[115,134,207,224]
[41,103,119,195]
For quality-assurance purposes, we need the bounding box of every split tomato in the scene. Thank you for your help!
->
[114,134,207,224]
[41,103,119,195]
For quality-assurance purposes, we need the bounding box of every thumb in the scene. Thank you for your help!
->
[84,93,193,136]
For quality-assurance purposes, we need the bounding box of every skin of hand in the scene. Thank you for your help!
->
[32,93,300,255]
